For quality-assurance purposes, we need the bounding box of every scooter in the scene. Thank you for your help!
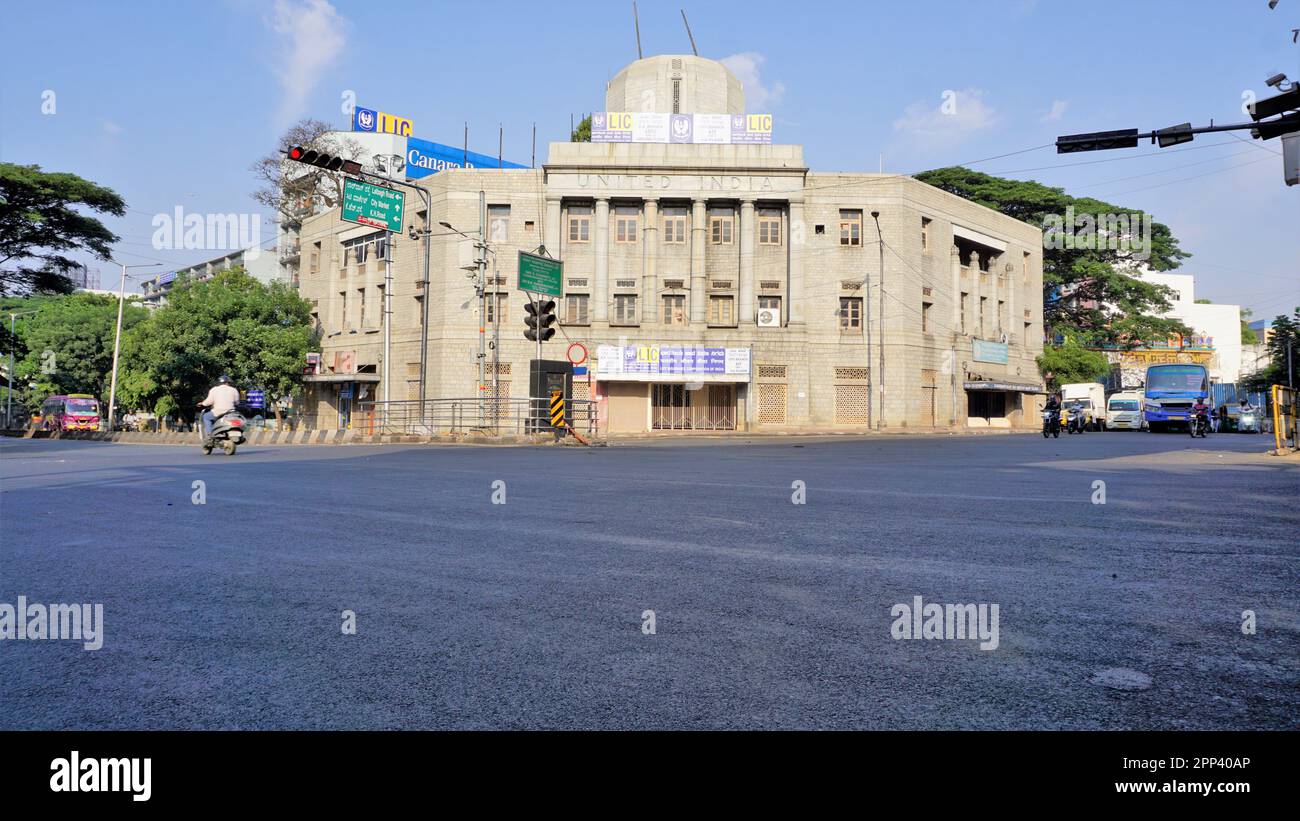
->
[1066,407,1086,434]
[1041,408,1060,438]
[200,409,248,455]
[1188,409,1210,439]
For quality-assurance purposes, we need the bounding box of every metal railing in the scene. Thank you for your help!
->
[354,397,600,438]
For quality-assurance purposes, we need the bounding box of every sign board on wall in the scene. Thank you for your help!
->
[596,345,751,382]
[405,138,526,180]
[972,339,1009,365]
[591,112,772,144]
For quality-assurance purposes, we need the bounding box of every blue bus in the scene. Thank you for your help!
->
[1143,363,1209,431]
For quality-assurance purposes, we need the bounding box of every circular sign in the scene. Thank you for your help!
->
[566,343,588,365]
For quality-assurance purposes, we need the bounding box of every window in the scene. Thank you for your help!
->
[922,300,933,333]
[758,295,781,325]
[488,205,510,243]
[310,241,321,275]
[663,294,686,325]
[708,295,735,326]
[921,217,932,253]
[567,206,591,243]
[1024,321,1032,347]
[960,292,968,334]
[839,297,863,330]
[340,290,348,328]
[357,288,367,327]
[342,232,387,270]
[709,211,734,245]
[613,293,638,325]
[839,210,862,246]
[564,293,589,325]
[979,297,987,337]
[485,293,507,324]
[998,299,1006,335]
[758,209,782,245]
[1022,251,1031,283]
[663,208,687,244]
[615,206,638,243]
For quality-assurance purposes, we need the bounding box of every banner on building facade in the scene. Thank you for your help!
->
[972,339,1009,365]
[590,113,772,144]
[404,138,526,180]
[596,345,751,382]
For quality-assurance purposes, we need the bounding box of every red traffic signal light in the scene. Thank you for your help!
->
[285,145,362,175]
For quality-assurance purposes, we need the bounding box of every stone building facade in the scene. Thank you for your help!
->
[297,56,1045,433]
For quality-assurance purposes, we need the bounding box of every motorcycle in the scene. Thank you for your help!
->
[1237,408,1263,434]
[1066,407,1086,434]
[1042,408,1061,438]
[200,409,248,455]
[1188,408,1210,438]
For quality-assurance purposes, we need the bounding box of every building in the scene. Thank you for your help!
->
[298,55,1046,432]
[139,245,282,308]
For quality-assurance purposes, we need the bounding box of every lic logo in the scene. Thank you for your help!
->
[671,116,691,140]
[354,107,377,132]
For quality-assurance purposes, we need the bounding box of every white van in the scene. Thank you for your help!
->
[1105,391,1145,431]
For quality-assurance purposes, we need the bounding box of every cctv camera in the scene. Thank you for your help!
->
[1265,72,1288,89]
[1268,0,1279,9]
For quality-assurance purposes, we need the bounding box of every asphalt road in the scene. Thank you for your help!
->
[1,430,1296,729]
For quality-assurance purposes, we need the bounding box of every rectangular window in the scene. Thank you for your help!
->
[485,293,507,324]
[758,209,782,245]
[960,292,968,334]
[564,293,589,325]
[979,296,987,337]
[839,297,863,330]
[615,207,638,243]
[922,300,933,333]
[708,295,735,326]
[663,294,686,325]
[567,206,591,243]
[921,217,932,253]
[613,293,638,325]
[357,288,366,327]
[839,210,862,246]
[488,205,510,243]
[709,212,734,245]
[758,295,781,325]
[1022,251,1030,283]
[663,208,687,244]
[340,290,348,328]
[1024,321,1032,347]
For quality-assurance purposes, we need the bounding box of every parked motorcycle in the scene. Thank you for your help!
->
[201,409,248,455]
[1066,407,1086,434]
[1188,409,1210,439]
[1042,409,1061,438]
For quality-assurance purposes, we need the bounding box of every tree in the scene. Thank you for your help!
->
[913,167,1192,347]
[8,293,147,410]
[570,115,592,142]
[0,164,125,295]
[249,118,366,233]
[1240,307,1258,345]
[1242,308,1299,391]
[120,268,316,423]
[1035,336,1111,391]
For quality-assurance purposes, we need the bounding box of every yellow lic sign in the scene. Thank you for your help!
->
[549,390,566,428]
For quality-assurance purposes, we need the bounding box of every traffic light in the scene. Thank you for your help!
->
[285,145,362,175]
[524,299,557,342]
[1055,128,1140,154]
[1254,112,1300,141]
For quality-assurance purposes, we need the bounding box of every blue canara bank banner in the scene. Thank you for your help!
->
[405,138,526,179]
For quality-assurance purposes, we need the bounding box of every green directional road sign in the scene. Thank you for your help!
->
[518,251,562,297]
[342,177,405,233]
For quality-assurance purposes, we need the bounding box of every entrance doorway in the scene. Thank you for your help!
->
[652,384,736,430]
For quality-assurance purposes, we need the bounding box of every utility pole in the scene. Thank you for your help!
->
[383,233,393,411]
[478,191,488,428]
[872,211,885,430]
[106,260,160,431]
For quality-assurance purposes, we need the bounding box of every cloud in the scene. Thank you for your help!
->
[1040,99,1069,122]
[720,52,785,110]
[268,0,347,127]
[102,120,123,135]
[892,89,998,146]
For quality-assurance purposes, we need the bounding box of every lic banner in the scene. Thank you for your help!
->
[591,112,772,144]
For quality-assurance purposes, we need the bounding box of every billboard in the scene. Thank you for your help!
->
[405,138,526,180]
[596,345,751,382]
[352,107,413,136]
[972,339,1009,365]
[591,112,772,144]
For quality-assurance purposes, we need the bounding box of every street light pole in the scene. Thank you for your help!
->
[106,260,160,431]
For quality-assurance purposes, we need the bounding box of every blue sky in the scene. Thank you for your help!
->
[2,0,1296,320]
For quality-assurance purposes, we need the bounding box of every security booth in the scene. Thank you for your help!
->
[529,359,573,432]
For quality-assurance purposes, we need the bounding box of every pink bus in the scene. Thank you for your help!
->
[40,394,102,432]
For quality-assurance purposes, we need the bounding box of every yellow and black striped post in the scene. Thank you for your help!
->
[549,390,566,429]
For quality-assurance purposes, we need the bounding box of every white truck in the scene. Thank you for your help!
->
[1105,390,1145,431]
[1060,382,1107,431]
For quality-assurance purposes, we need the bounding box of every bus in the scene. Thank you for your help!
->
[40,394,102,432]
[1142,364,1209,432]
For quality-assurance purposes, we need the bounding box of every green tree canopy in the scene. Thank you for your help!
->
[1035,336,1111,392]
[913,167,1192,348]
[6,293,147,411]
[570,115,592,142]
[119,268,316,420]
[1242,308,1299,392]
[0,163,125,294]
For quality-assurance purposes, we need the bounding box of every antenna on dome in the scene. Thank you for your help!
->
[681,9,699,56]
[633,2,643,59]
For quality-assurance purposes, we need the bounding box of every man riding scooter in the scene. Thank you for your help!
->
[1189,395,1212,438]
[197,375,245,453]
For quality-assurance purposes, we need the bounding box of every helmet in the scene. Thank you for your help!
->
[216,375,233,385]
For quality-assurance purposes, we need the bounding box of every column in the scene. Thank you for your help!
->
[739,198,756,325]
[642,198,658,325]
[594,197,610,324]
[969,250,982,338]
[950,244,961,332]
[544,197,562,258]
[788,198,804,325]
[690,198,707,324]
